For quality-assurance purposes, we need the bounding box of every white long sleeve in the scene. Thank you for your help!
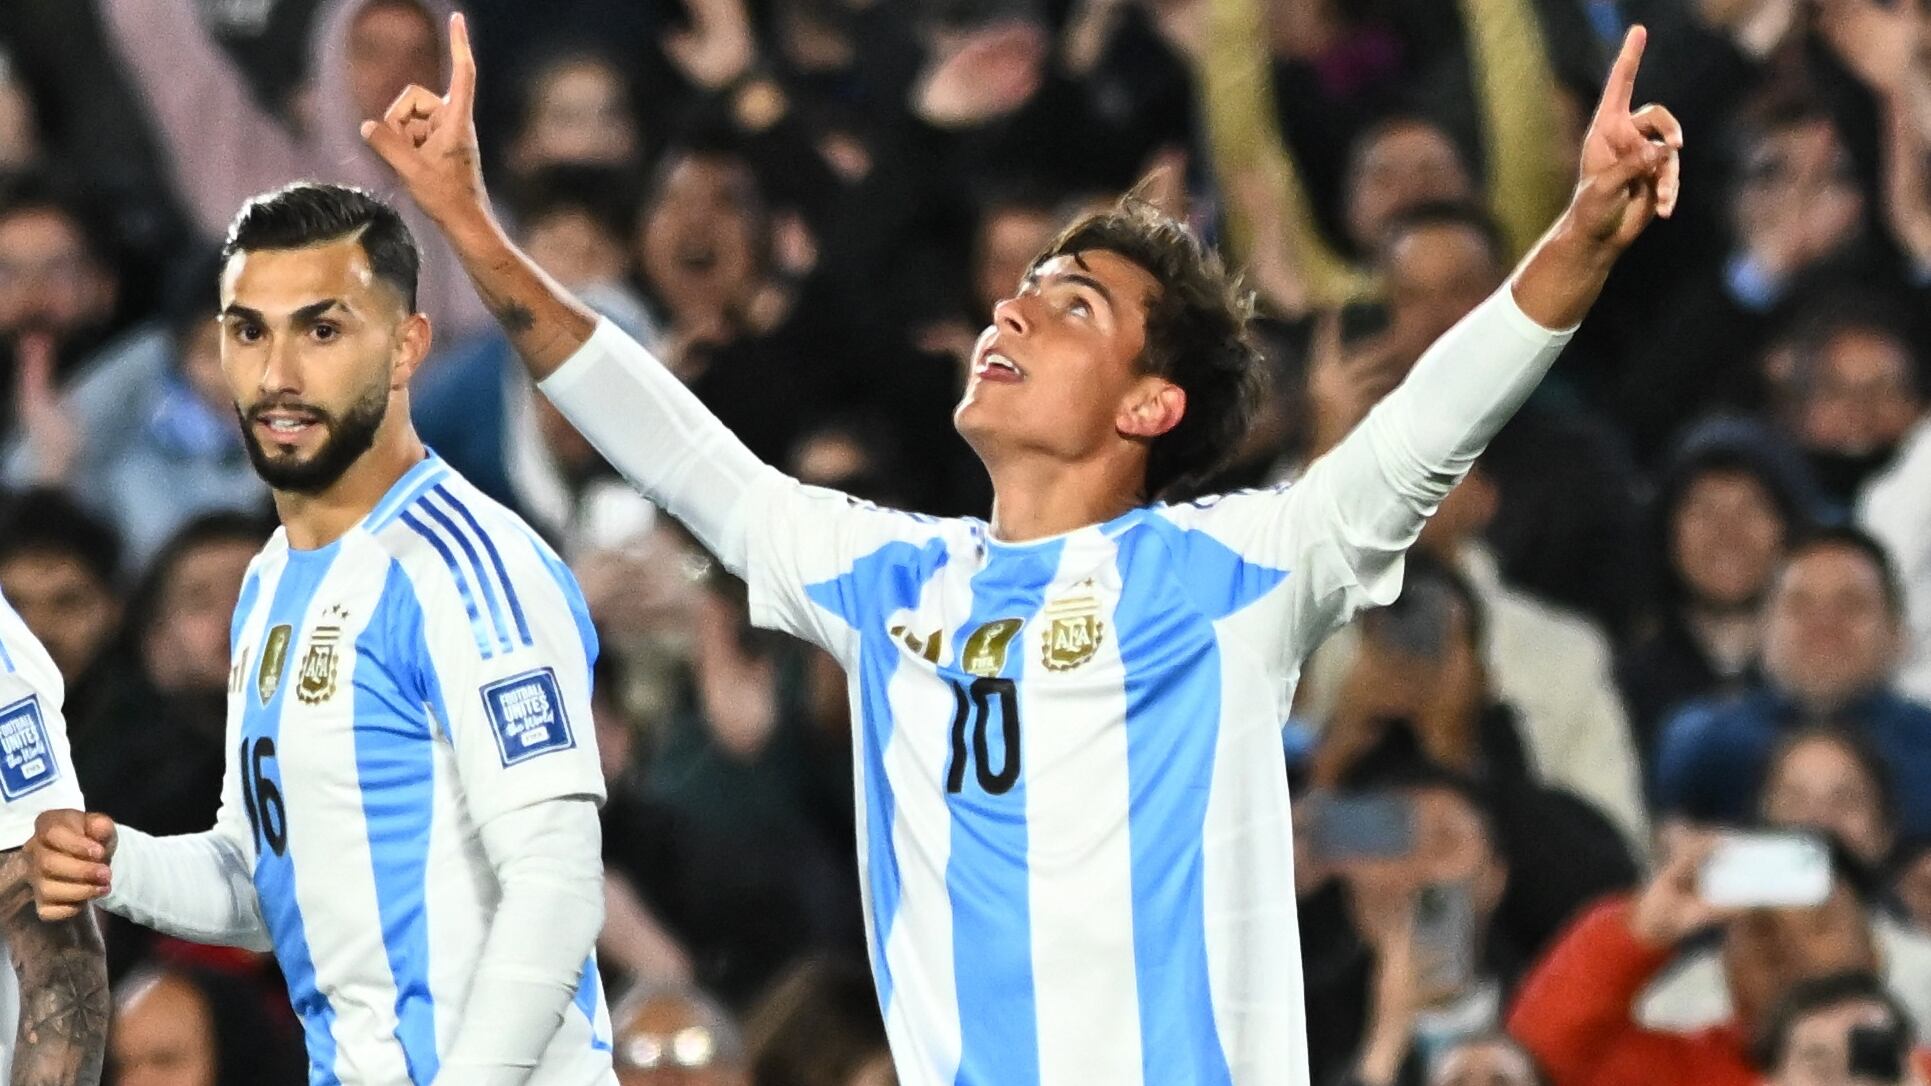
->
[436,797,605,1084]
[99,823,270,952]
[539,318,779,575]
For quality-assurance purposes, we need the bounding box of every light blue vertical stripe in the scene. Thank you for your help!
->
[354,561,440,1083]
[440,488,533,648]
[571,957,611,1051]
[804,538,952,1019]
[231,569,263,654]
[419,492,513,654]
[943,537,1061,1086]
[1112,519,1284,1085]
[246,545,343,1084]
[398,511,494,658]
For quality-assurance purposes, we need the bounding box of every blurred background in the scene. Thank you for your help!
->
[9,0,1931,1083]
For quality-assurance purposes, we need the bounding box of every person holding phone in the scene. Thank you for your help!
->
[1509,832,1899,1086]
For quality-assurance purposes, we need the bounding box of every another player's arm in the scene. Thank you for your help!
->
[0,848,105,1086]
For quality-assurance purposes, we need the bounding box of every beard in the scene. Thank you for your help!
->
[237,382,389,495]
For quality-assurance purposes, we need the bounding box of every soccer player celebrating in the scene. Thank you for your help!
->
[367,14,1680,1085]
[26,185,615,1085]
[0,589,107,1084]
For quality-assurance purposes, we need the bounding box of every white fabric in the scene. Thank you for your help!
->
[540,286,1571,1085]
[438,798,607,1083]
[1859,417,1931,705]
[1293,545,1649,849]
[103,460,613,1084]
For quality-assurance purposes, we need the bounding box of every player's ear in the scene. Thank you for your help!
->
[392,312,434,389]
[1117,376,1185,440]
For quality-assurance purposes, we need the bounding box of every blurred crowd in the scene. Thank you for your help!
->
[7,0,1931,1083]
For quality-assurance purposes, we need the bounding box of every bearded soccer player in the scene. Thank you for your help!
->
[26,184,615,1085]
[0,589,107,1085]
[367,14,1681,1085]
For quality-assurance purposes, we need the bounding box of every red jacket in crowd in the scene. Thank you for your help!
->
[1506,897,1931,1086]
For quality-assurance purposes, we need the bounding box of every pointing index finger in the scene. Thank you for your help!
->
[1594,24,1647,126]
[446,12,476,112]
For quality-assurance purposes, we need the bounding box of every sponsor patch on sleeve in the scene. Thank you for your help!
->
[481,668,575,767]
[0,694,60,801]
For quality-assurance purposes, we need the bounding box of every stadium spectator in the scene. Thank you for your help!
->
[1759,300,1925,512]
[1653,527,1931,836]
[2,249,269,565]
[1425,1034,1548,1086]
[74,513,264,838]
[0,487,124,695]
[1618,417,1818,761]
[415,163,656,541]
[97,0,490,332]
[1755,972,1931,1086]
[505,51,645,183]
[1508,834,1889,1086]
[611,980,748,1086]
[1642,728,1931,1042]
[1306,556,1637,954]
[0,173,121,389]
[107,963,305,1085]
[1296,750,1519,1086]
[1862,404,1931,708]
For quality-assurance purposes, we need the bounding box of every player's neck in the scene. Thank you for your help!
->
[274,424,428,551]
[985,454,1146,543]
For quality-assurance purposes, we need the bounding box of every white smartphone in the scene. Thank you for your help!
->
[1698,831,1832,909]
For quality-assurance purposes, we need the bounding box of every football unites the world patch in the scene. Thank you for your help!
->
[0,693,60,800]
[482,668,576,766]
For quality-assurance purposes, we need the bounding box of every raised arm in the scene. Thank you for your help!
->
[361,14,774,572]
[1176,29,1681,664]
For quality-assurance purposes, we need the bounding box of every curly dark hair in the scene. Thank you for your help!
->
[1031,199,1265,501]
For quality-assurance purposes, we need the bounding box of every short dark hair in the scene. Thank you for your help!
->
[1782,524,1905,618]
[1753,970,1912,1071]
[0,171,114,269]
[222,183,421,312]
[0,489,122,586]
[1380,201,1508,269]
[1032,199,1264,501]
[510,163,640,246]
[128,511,272,636]
[1760,725,1899,842]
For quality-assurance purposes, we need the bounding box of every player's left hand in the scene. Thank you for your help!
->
[1568,26,1683,252]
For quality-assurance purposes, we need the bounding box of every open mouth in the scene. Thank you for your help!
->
[252,406,324,444]
[974,350,1024,383]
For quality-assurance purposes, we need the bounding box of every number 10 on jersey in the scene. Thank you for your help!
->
[946,677,1021,796]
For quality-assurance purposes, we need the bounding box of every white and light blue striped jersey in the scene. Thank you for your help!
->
[0,589,87,1084]
[222,454,613,1085]
[745,480,1405,1086]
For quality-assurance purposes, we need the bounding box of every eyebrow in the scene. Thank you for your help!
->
[220,299,348,326]
[1021,263,1117,316]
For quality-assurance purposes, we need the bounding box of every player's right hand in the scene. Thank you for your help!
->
[360,12,489,233]
[24,809,117,922]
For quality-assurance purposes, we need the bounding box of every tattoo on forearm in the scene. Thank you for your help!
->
[0,851,107,1086]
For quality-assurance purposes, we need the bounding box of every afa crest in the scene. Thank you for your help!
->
[257,625,292,705]
[1041,595,1104,671]
[297,625,342,705]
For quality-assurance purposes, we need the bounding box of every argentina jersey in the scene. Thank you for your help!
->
[223,454,613,1085]
[0,589,86,1084]
[743,472,1415,1086]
